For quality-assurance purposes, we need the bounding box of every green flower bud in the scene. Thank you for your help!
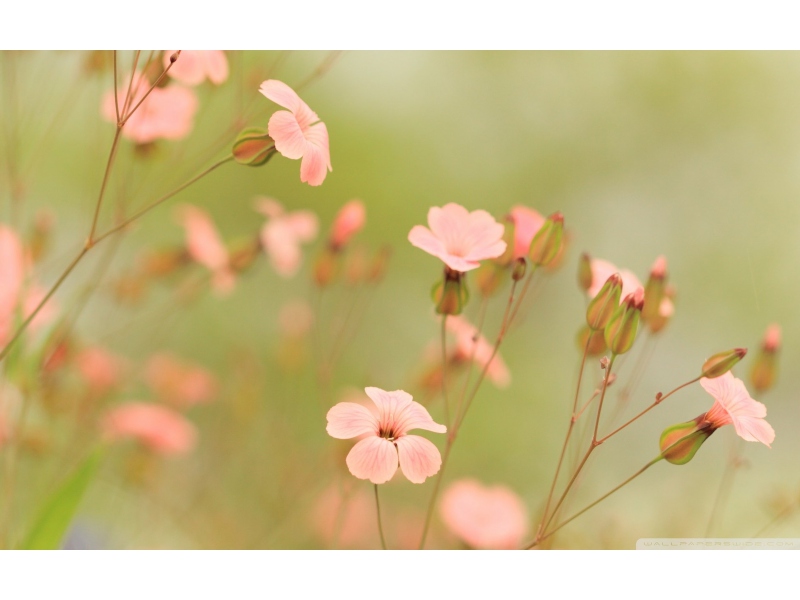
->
[432,268,469,315]
[586,273,622,331]
[528,212,564,267]
[233,128,276,167]
[701,348,746,379]
[604,288,643,355]
[659,416,713,465]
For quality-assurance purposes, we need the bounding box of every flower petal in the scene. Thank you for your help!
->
[176,205,228,271]
[345,437,398,484]
[394,401,447,436]
[326,402,379,439]
[204,51,229,85]
[396,435,442,483]
[259,79,319,129]
[300,139,328,186]
[268,110,307,160]
[733,416,775,447]
[408,225,447,258]
[364,387,413,423]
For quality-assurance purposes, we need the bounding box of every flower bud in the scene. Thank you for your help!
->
[586,273,623,331]
[432,268,469,315]
[659,415,713,465]
[528,212,564,267]
[604,287,644,355]
[578,252,593,292]
[750,324,780,393]
[314,248,338,287]
[642,255,667,324]
[511,257,527,282]
[576,325,607,357]
[700,348,746,379]
[232,127,276,167]
[330,200,366,251]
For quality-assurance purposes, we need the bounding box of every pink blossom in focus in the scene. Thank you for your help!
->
[408,203,506,272]
[101,73,198,144]
[164,51,228,86]
[76,347,127,394]
[144,353,218,409]
[175,205,235,294]
[330,200,366,249]
[508,205,545,259]
[440,479,529,549]
[446,315,510,388]
[700,372,775,447]
[0,225,24,345]
[259,79,331,186]
[102,403,197,455]
[326,387,446,484]
[255,198,318,277]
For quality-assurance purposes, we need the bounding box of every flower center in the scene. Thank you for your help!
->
[379,427,397,442]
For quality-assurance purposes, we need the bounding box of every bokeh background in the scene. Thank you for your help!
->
[2,51,799,549]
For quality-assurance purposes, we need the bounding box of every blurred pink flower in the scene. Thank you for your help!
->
[330,200,366,249]
[587,258,641,300]
[176,205,235,294]
[259,79,331,186]
[700,372,775,447]
[440,479,529,549]
[144,352,218,409]
[326,387,446,484]
[763,323,781,352]
[164,51,228,86]
[102,403,197,455]
[0,225,24,345]
[23,284,59,337]
[408,203,506,272]
[447,315,510,388]
[255,198,318,277]
[508,205,545,259]
[101,73,198,143]
[76,347,127,394]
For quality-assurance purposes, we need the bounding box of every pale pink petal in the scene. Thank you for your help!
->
[176,205,229,272]
[509,205,545,259]
[364,387,414,423]
[261,220,304,277]
[428,204,469,251]
[259,79,304,114]
[326,402,379,439]
[395,435,442,483]
[345,437,398,484]
[461,210,506,262]
[144,353,217,409]
[300,139,328,186]
[448,316,511,389]
[164,51,205,86]
[285,211,319,241]
[122,85,198,144]
[103,403,197,455]
[330,200,365,248]
[701,372,774,447]
[733,415,776,447]
[254,197,285,219]
[408,226,447,259]
[394,402,447,436]
[203,51,229,85]
[440,479,529,549]
[268,110,307,160]
[0,225,24,321]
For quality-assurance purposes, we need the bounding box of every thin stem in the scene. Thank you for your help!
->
[88,126,122,243]
[536,335,592,538]
[441,315,450,427]
[418,443,451,549]
[528,455,663,548]
[121,51,180,124]
[113,50,119,122]
[454,294,489,423]
[374,484,387,550]
[120,51,141,119]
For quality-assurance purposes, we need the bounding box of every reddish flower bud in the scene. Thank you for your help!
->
[701,348,747,379]
[528,212,564,267]
[586,273,622,331]
[751,324,780,393]
[511,257,527,282]
[604,288,643,355]
[330,200,366,251]
[232,127,276,167]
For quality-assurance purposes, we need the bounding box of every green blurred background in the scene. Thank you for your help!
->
[3,51,799,549]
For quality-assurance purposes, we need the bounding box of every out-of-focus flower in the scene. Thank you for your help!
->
[144,352,218,409]
[255,198,318,277]
[175,205,235,294]
[408,203,506,272]
[23,284,59,338]
[102,403,197,455]
[0,225,24,345]
[101,73,198,143]
[751,323,781,393]
[447,315,510,388]
[330,200,366,250]
[508,205,545,260]
[278,299,315,338]
[312,481,374,548]
[326,387,446,484]
[700,372,775,446]
[163,51,228,86]
[440,479,529,549]
[75,347,127,394]
[259,79,331,186]
[587,258,641,300]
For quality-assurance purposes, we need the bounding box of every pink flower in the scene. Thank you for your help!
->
[330,200,366,249]
[23,284,59,337]
[508,205,545,259]
[763,323,781,353]
[587,258,642,300]
[447,315,510,388]
[259,79,331,186]
[255,198,318,277]
[101,73,198,143]
[0,225,24,345]
[408,203,506,272]
[75,347,127,394]
[175,205,235,294]
[326,387,446,484]
[700,372,775,447]
[440,479,529,549]
[164,51,228,86]
[102,403,197,455]
[144,352,218,409]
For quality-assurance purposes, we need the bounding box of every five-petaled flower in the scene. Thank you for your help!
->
[326,387,446,484]
[700,372,775,447]
[259,79,332,186]
[408,203,506,272]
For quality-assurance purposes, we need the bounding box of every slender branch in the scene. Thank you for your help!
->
[121,51,180,124]
[88,126,122,243]
[374,484,387,550]
[113,50,120,122]
[418,443,451,549]
[441,314,450,427]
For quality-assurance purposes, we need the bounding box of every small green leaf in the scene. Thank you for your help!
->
[20,448,103,550]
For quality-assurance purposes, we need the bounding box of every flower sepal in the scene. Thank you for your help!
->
[432,268,469,315]
[232,127,276,167]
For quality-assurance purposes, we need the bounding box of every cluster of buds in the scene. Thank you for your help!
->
[582,272,644,357]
